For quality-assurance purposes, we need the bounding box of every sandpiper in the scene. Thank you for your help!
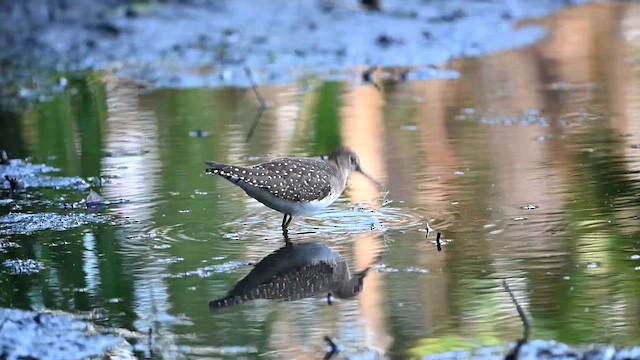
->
[205,147,380,233]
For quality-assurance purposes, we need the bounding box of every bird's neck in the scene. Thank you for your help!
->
[329,160,350,186]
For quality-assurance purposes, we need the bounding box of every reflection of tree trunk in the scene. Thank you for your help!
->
[341,83,385,204]
[354,233,392,354]
[342,82,391,355]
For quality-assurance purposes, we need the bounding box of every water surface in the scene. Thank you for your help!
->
[1,3,640,359]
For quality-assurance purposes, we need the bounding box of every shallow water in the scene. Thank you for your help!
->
[1,3,640,359]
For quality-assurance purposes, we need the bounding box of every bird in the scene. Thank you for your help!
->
[208,242,368,310]
[205,147,381,234]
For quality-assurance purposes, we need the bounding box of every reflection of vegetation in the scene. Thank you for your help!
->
[546,123,640,344]
[19,73,107,178]
[314,82,342,154]
[0,73,135,329]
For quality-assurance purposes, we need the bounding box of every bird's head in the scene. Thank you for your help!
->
[329,147,382,189]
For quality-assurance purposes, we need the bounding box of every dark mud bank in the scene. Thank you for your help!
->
[2,0,589,96]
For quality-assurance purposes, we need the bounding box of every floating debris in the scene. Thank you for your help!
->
[544,81,598,92]
[188,130,209,138]
[458,109,550,127]
[631,254,640,260]
[422,222,434,237]
[3,259,46,275]
[521,204,538,210]
[0,213,105,235]
[155,256,185,265]
[586,262,600,270]
[454,170,465,176]
[512,216,527,221]
[400,125,418,131]
[436,232,442,252]
[327,292,334,306]
[372,264,399,273]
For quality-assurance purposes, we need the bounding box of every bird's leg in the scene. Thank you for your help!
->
[281,214,293,237]
[284,215,293,230]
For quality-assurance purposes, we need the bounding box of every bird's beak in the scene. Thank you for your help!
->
[356,166,384,191]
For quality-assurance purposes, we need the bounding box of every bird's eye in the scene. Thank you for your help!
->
[349,155,357,164]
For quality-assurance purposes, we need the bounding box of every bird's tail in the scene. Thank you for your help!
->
[204,161,224,174]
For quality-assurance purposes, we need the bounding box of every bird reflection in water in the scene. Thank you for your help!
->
[209,242,369,310]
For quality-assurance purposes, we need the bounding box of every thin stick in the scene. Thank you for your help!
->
[148,327,154,357]
[323,336,339,360]
[245,107,266,142]
[436,232,442,252]
[502,279,530,360]
[244,66,268,109]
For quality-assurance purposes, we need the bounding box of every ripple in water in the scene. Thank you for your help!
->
[219,201,426,237]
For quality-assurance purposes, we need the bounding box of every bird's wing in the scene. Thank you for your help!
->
[205,158,334,202]
[252,158,334,202]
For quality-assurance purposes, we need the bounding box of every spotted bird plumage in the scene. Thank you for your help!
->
[204,147,381,232]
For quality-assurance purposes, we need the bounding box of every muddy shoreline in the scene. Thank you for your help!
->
[2,0,589,108]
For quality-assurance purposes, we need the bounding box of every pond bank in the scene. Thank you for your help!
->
[2,0,589,107]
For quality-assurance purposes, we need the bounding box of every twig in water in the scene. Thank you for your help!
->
[436,232,442,252]
[5,175,21,193]
[148,327,154,358]
[502,279,530,360]
[324,336,339,360]
[245,107,266,142]
[425,221,434,238]
[244,66,268,109]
